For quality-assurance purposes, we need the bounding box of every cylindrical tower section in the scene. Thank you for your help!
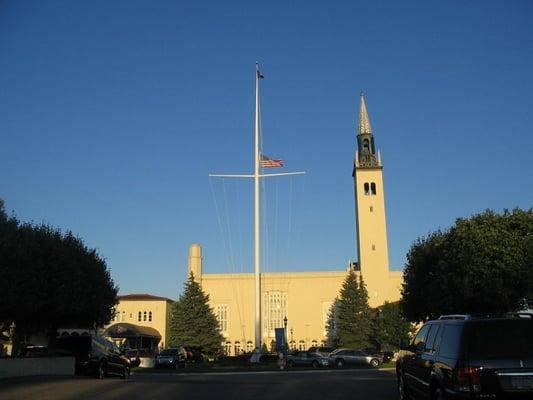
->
[188,243,202,283]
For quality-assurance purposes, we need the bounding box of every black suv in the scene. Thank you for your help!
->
[396,313,533,399]
[56,335,130,379]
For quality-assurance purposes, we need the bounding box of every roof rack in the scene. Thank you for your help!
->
[438,313,533,321]
[438,315,471,320]
[506,312,533,319]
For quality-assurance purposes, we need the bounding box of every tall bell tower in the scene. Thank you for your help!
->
[352,93,390,307]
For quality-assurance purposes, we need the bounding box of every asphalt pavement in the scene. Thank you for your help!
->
[0,368,398,400]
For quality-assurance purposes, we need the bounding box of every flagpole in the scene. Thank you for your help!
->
[253,62,262,359]
[208,63,305,363]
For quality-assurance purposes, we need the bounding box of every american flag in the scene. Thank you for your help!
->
[260,154,283,168]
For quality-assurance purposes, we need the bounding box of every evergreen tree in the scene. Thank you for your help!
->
[169,272,223,355]
[336,270,373,348]
[325,298,339,347]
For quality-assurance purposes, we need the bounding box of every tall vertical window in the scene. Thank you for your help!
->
[224,341,232,356]
[143,311,147,321]
[138,311,142,322]
[148,311,152,322]
[246,341,254,353]
[234,341,241,355]
[364,182,370,195]
[263,291,288,337]
[121,311,126,322]
[216,305,228,335]
[370,182,377,195]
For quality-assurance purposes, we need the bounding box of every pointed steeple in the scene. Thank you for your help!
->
[359,92,372,135]
[355,92,380,168]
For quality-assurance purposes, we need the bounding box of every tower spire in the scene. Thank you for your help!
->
[359,92,372,135]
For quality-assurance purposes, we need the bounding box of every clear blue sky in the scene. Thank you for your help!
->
[1,1,532,300]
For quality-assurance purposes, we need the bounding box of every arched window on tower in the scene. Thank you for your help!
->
[364,183,370,195]
[363,139,370,153]
[370,182,377,195]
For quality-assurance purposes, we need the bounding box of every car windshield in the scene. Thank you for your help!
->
[467,320,533,358]
[160,349,179,356]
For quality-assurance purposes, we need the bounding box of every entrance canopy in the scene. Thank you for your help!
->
[105,323,161,340]
[104,323,161,352]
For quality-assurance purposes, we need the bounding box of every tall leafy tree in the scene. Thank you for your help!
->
[402,208,533,322]
[372,302,414,351]
[336,270,373,348]
[169,273,223,355]
[0,202,118,352]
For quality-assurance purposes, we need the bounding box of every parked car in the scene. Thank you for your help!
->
[124,349,143,367]
[155,347,187,369]
[364,347,395,363]
[329,348,382,368]
[55,335,130,379]
[307,346,336,357]
[396,313,533,399]
[286,351,331,368]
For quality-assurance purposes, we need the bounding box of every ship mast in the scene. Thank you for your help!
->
[210,63,305,362]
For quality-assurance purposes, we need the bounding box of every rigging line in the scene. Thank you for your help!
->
[232,179,246,336]
[209,178,233,276]
[273,178,279,272]
[221,179,245,345]
[287,176,294,265]
[222,178,237,273]
[262,175,269,273]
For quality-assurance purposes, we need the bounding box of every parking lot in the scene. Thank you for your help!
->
[0,368,397,400]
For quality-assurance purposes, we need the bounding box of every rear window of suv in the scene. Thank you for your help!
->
[466,320,533,359]
[438,324,463,358]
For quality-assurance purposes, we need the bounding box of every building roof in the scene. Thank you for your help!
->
[117,293,173,302]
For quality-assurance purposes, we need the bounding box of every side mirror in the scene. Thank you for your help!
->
[399,339,410,350]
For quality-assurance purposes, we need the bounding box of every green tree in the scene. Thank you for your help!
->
[336,271,373,348]
[402,208,533,322]
[372,302,414,350]
[169,273,223,355]
[0,202,118,352]
[325,298,340,347]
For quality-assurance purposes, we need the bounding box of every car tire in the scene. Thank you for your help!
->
[370,358,380,368]
[311,360,319,368]
[432,386,446,400]
[96,361,106,379]
[121,366,130,380]
[336,359,345,368]
[398,373,410,400]
[287,360,294,368]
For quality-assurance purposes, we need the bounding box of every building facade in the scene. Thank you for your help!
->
[105,294,174,350]
[187,94,403,355]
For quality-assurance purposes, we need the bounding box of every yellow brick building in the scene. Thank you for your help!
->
[188,94,403,355]
[105,294,173,350]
